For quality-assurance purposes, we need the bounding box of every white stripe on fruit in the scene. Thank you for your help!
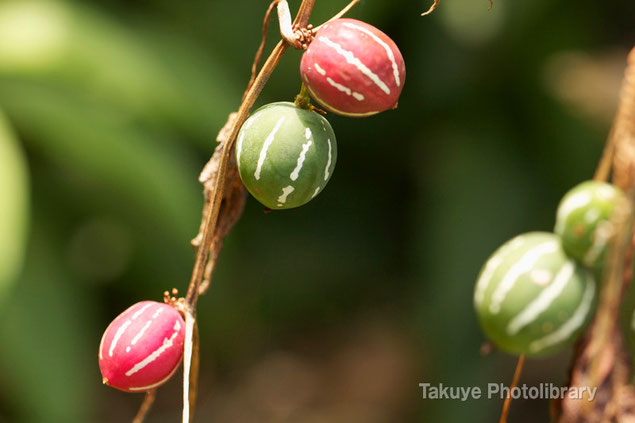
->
[131,303,153,320]
[555,191,592,233]
[489,241,559,314]
[506,261,575,335]
[255,116,286,180]
[342,22,401,87]
[125,319,182,377]
[324,138,333,181]
[277,185,295,207]
[109,319,132,357]
[318,36,391,95]
[304,83,379,117]
[529,274,595,353]
[474,236,526,304]
[290,140,313,181]
[130,320,153,345]
[314,63,365,101]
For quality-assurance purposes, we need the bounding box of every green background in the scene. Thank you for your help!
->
[0,0,633,421]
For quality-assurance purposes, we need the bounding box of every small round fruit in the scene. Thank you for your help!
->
[474,232,597,357]
[98,301,185,392]
[300,18,405,117]
[236,102,337,210]
[554,181,629,268]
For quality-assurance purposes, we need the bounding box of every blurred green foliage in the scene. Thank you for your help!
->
[0,111,28,302]
[0,0,633,422]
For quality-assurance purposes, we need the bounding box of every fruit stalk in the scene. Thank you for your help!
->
[132,391,157,423]
[558,47,635,422]
[499,354,525,423]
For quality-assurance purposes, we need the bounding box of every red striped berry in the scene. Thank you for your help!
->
[300,18,406,117]
[98,301,185,392]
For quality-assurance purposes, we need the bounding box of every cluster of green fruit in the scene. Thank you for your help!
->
[474,181,629,357]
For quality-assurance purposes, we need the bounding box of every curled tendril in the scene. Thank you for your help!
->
[421,0,439,16]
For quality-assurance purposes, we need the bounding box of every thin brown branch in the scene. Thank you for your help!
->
[131,1,372,421]
[186,0,361,324]
[293,0,316,27]
[179,3,319,421]
[558,47,635,422]
[185,39,288,309]
[244,1,280,101]
[593,127,617,182]
[499,355,525,423]
[421,0,440,16]
[195,146,246,296]
[132,390,157,423]
[197,191,245,296]
[244,0,311,101]
[611,48,635,189]
[179,2,362,421]
[192,114,245,254]
[313,0,360,32]
[596,48,635,183]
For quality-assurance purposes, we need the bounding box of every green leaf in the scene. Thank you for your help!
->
[0,110,29,301]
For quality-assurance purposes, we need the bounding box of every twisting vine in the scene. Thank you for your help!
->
[131,1,362,422]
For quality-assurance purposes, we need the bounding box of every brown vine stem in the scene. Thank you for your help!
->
[498,355,525,423]
[195,0,358,299]
[184,43,287,308]
[178,13,294,423]
[293,0,316,27]
[558,47,635,423]
[244,1,280,100]
[132,390,157,423]
[157,1,361,422]
[593,128,616,182]
[184,0,318,310]
[593,48,635,183]
[610,48,635,189]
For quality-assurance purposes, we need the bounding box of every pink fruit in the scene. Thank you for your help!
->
[300,18,406,117]
[98,301,185,392]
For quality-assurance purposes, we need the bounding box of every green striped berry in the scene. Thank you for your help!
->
[474,232,597,357]
[554,181,628,269]
[236,102,337,210]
